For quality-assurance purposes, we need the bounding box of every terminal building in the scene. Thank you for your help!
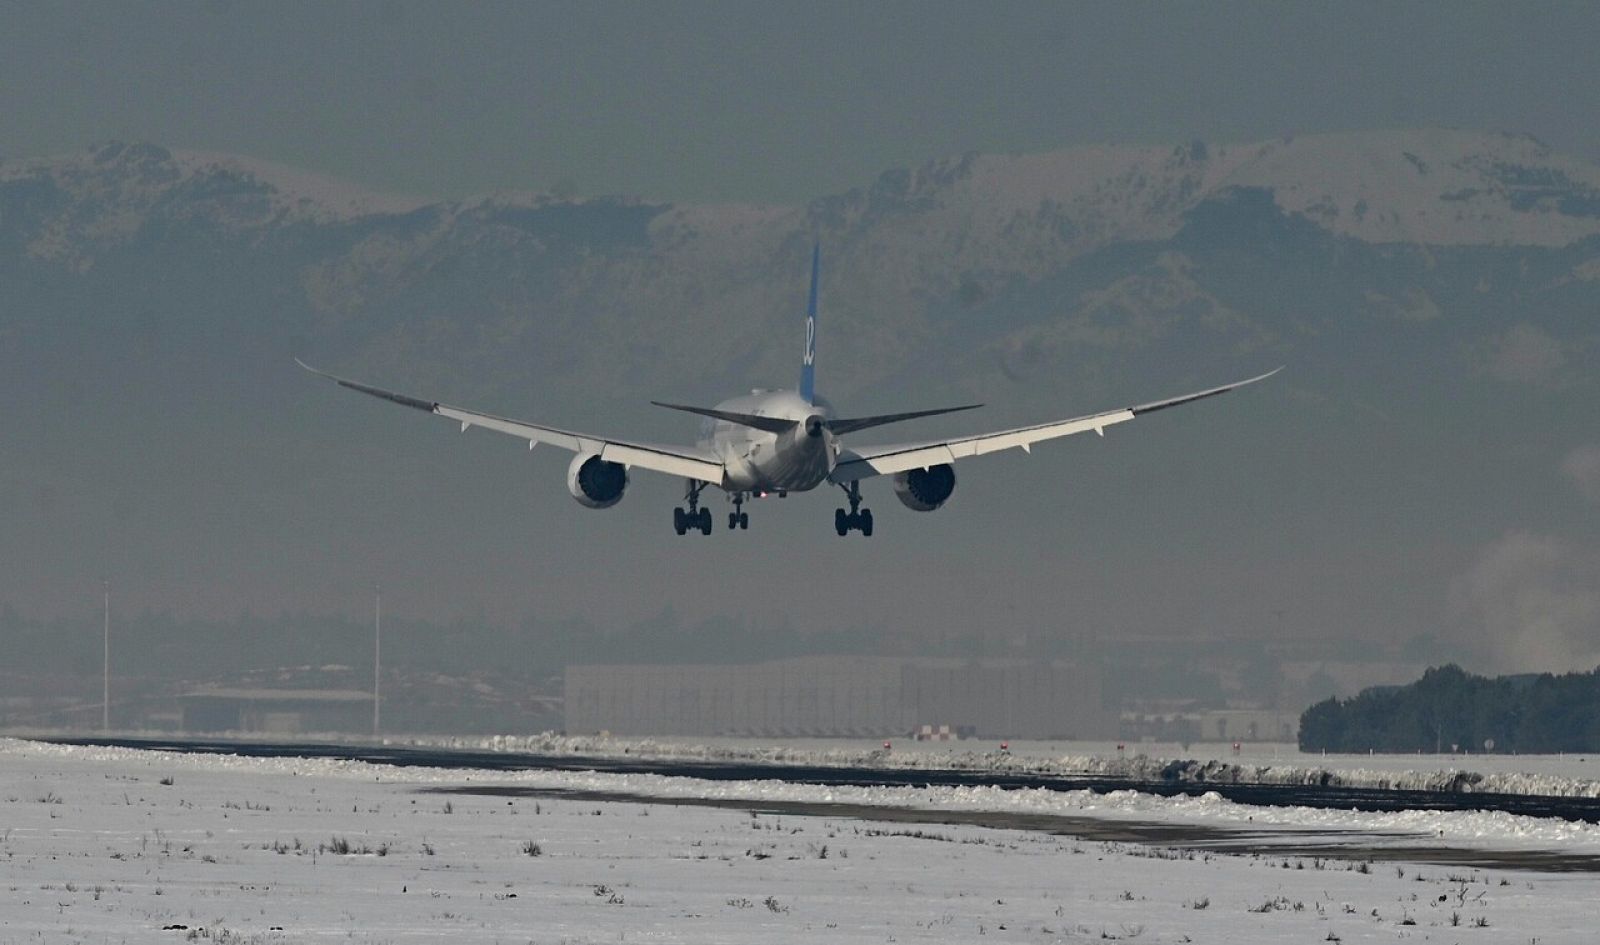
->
[564,657,1113,739]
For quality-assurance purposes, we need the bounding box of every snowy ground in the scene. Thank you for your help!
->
[4,738,1599,944]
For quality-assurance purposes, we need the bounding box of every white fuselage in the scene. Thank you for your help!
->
[698,390,837,493]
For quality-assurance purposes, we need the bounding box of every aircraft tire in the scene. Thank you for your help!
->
[673,508,686,535]
[860,509,873,537]
[729,512,739,530]
[699,508,713,535]
[739,513,749,529]
[834,508,849,536]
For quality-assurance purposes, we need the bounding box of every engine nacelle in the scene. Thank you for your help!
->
[566,453,628,509]
[893,463,956,512]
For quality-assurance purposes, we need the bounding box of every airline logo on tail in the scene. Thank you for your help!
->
[800,242,819,403]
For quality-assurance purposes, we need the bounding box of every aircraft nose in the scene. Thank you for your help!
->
[804,415,825,438]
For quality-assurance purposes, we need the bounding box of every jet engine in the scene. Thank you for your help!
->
[566,453,628,509]
[893,464,956,511]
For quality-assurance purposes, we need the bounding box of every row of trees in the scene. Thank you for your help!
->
[1299,664,1600,753]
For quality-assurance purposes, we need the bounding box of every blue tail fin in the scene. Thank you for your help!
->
[799,242,819,404]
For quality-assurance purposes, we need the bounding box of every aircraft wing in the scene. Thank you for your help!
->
[297,360,725,484]
[829,367,1281,483]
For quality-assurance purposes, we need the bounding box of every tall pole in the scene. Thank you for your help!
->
[102,580,110,732]
[373,584,381,736]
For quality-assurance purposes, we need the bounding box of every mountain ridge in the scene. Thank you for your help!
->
[11,128,1600,265]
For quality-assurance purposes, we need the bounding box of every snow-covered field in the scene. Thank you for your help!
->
[4,738,1598,944]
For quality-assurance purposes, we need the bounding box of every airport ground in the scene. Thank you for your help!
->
[5,737,1600,943]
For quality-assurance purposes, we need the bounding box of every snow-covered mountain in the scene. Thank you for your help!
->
[870,128,1600,252]
[6,129,1597,400]
[12,128,1600,283]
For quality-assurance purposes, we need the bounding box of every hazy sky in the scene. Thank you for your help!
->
[5,1,1599,203]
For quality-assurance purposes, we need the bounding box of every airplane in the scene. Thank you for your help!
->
[299,245,1278,537]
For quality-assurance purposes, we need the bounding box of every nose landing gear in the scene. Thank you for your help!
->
[728,493,750,530]
[834,481,873,537]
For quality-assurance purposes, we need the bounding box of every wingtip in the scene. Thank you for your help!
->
[294,356,319,374]
[1242,365,1285,385]
[295,357,341,383]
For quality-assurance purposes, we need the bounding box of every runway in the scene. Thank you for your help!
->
[47,734,1600,827]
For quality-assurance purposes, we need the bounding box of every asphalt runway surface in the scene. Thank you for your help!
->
[38,735,1600,872]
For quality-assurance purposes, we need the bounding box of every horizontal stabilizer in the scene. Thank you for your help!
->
[825,404,982,436]
[651,401,799,434]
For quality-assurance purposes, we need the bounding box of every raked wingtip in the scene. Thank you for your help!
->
[294,357,333,379]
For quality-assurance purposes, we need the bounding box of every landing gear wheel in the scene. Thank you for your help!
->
[835,481,873,535]
[738,512,749,530]
[729,512,739,531]
[675,479,711,536]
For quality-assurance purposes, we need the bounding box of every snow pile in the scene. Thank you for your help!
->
[384,731,1600,800]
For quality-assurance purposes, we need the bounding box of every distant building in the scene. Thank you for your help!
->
[178,688,373,734]
[1119,708,1300,745]
[564,657,1113,738]
[1197,708,1299,743]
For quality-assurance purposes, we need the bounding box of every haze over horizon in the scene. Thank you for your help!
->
[2,3,1597,688]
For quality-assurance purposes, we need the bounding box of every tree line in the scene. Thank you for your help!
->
[1299,664,1600,753]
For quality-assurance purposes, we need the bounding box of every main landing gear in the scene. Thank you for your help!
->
[728,493,750,531]
[673,481,713,536]
[834,481,873,537]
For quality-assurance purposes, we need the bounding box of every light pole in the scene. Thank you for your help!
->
[373,585,381,736]
[102,580,110,732]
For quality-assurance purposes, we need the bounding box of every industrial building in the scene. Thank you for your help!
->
[564,656,1113,739]
[178,688,373,734]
